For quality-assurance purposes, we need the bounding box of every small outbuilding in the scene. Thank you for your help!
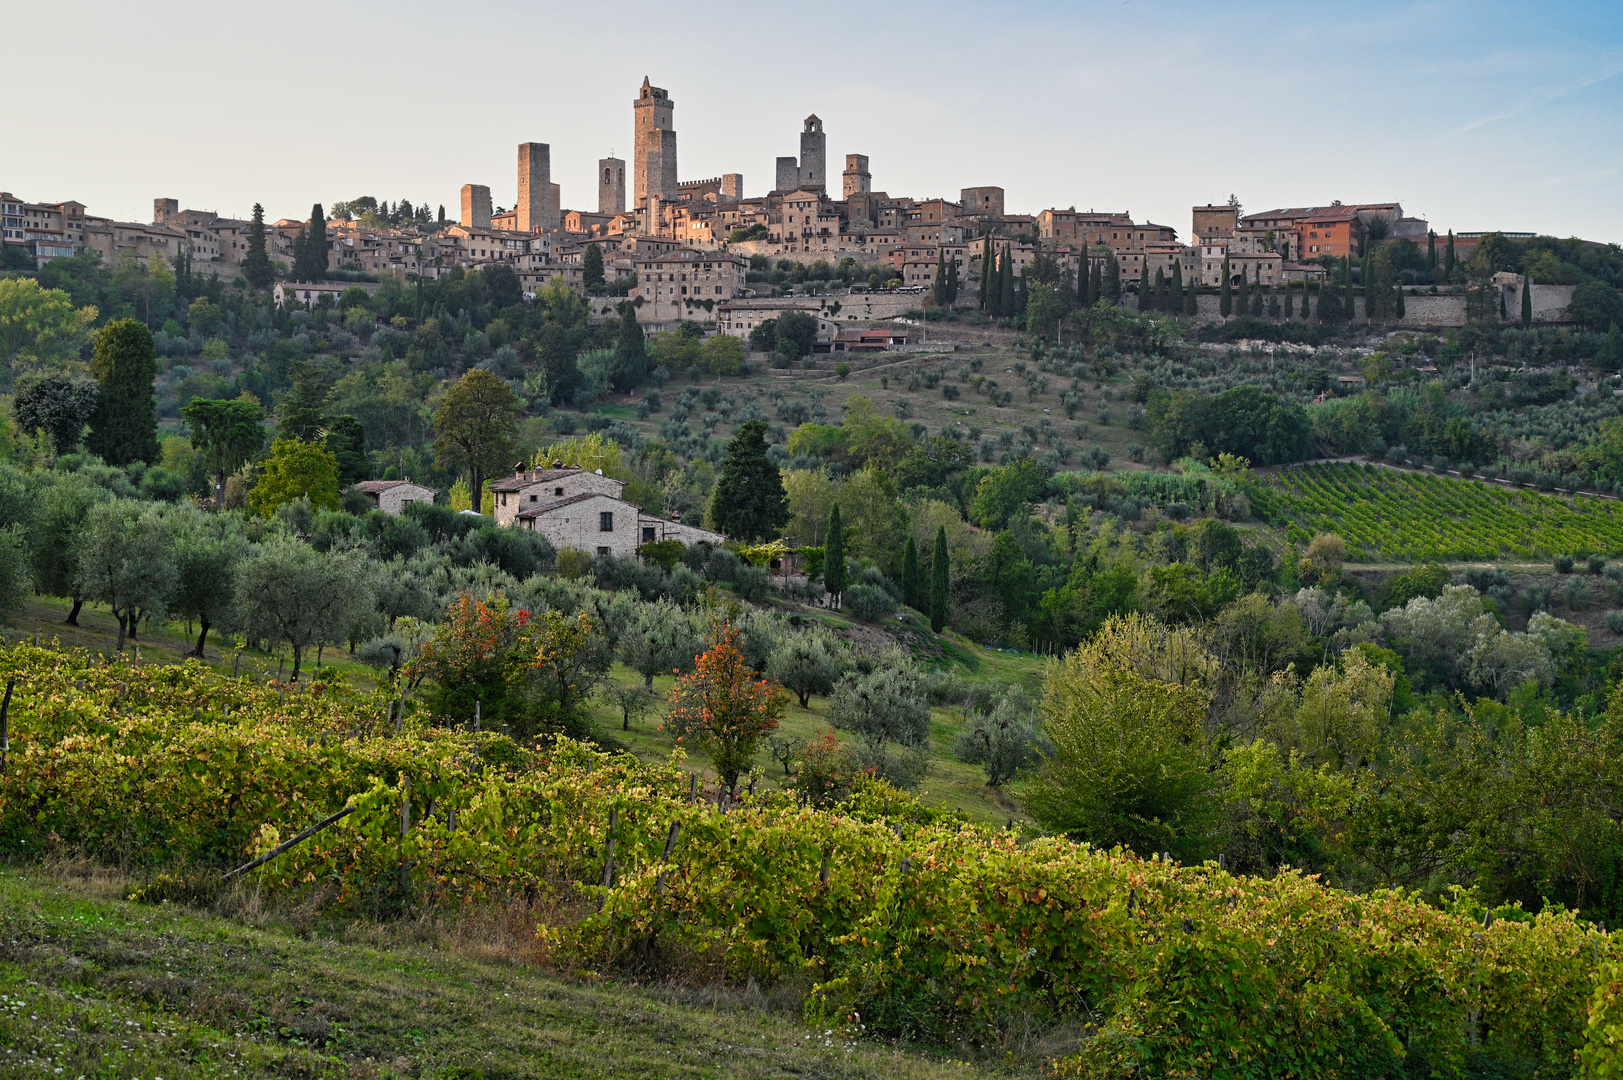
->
[353,480,436,515]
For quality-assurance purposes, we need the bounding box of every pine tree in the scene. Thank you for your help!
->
[928,524,949,633]
[1220,256,1232,317]
[1521,273,1533,327]
[1170,260,1184,317]
[824,504,846,609]
[901,536,921,610]
[242,202,273,289]
[999,252,1016,317]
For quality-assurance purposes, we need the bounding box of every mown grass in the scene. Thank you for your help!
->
[0,864,1016,1079]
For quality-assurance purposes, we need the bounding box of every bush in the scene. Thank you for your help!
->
[1555,555,1576,574]
[1590,555,1608,575]
[844,583,898,623]
[1606,610,1623,634]
[1564,575,1591,611]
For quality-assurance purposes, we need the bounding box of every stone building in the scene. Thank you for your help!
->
[799,115,826,189]
[354,480,436,515]
[599,156,626,215]
[490,466,624,528]
[629,249,748,327]
[634,77,678,209]
[960,186,1004,218]
[460,184,492,229]
[516,142,557,233]
[842,154,871,199]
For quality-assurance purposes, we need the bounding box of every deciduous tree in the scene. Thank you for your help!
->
[249,439,341,516]
[433,369,522,512]
[665,621,788,791]
[182,396,266,507]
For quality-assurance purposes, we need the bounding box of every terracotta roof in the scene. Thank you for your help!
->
[355,480,433,494]
[488,467,625,493]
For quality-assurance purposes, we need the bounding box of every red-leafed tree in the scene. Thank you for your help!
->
[664,620,788,792]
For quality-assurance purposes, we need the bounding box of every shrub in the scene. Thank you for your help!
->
[1555,555,1576,574]
[1590,555,1608,575]
[1606,610,1623,634]
[844,582,898,623]
[1565,575,1591,611]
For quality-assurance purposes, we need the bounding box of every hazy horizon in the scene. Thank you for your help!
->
[10,0,1622,244]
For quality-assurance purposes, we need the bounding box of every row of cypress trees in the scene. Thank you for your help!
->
[826,506,949,632]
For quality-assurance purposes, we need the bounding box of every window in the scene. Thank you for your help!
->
[554,486,564,496]
[597,546,610,557]
[600,512,614,532]
[642,526,656,542]
[529,493,538,502]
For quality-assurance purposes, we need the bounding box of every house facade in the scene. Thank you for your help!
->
[354,480,436,514]
[489,466,625,528]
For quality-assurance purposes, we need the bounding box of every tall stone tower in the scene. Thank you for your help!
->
[633,77,677,208]
[153,197,178,224]
[721,173,742,201]
[799,115,826,189]
[598,157,626,215]
[516,142,555,233]
[842,154,870,199]
[460,184,492,228]
[775,157,800,192]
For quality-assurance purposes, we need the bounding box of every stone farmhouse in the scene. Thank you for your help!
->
[354,480,437,515]
[490,465,723,558]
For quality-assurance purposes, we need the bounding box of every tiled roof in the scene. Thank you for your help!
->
[355,480,433,494]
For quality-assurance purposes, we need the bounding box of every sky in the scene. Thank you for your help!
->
[10,0,1623,244]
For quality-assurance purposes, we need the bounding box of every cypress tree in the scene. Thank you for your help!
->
[1427,230,1437,269]
[1521,273,1533,326]
[438,204,446,225]
[824,504,846,609]
[1104,252,1121,303]
[1606,323,1623,372]
[1219,256,1232,317]
[928,524,949,633]
[1235,262,1248,317]
[1000,252,1016,316]
[901,536,921,610]
[86,319,160,466]
[1185,276,1197,316]
[1394,283,1406,320]
[1250,267,1264,317]
[1089,256,1102,308]
[945,251,959,305]
[1284,278,1295,319]
[980,234,995,310]
[1157,268,1170,313]
[1361,254,1372,319]
[1267,278,1280,319]
[986,250,1002,317]
[298,203,327,282]
[932,248,948,308]
[1139,262,1154,312]
[1445,231,1456,279]
[1170,260,1184,316]
[243,203,273,289]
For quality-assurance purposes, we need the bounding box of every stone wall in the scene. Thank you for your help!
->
[1182,283,1574,328]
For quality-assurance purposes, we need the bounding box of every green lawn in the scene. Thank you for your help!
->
[0,865,1020,1079]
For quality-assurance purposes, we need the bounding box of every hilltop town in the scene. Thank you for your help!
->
[5,75,1583,347]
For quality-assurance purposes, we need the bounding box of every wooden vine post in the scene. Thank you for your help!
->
[0,677,15,775]
[598,806,618,910]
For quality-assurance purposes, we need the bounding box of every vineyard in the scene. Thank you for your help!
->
[1252,462,1623,563]
[1,640,1620,1076]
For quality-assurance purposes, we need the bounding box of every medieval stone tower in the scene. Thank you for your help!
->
[799,115,826,189]
[516,142,556,232]
[460,183,491,228]
[842,154,871,199]
[598,156,626,215]
[633,77,678,208]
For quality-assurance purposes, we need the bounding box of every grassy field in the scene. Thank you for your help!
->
[0,864,1024,1079]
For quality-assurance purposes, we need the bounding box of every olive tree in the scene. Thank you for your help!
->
[234,539,375,679]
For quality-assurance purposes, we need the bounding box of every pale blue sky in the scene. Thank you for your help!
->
[10,0,1622,242]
